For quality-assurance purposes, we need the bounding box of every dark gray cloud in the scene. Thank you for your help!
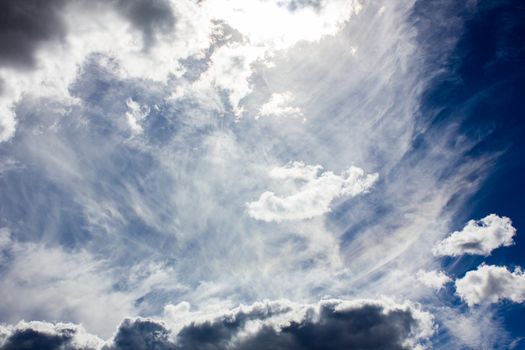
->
[0,0,175,71]
[113,0,176,50]
[174,301,426,350]
[106,319,175,350]
[103,300,431,350]
[0,323,98,350]
[0,300,431,350]
[0,0,66,70]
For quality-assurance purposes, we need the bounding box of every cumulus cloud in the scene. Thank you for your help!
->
[416,270,451,291]
[455,264,525,307]
[0,299,433,350]
[247,162,378,222]
[256,92,303,119]
[433,214,516,257]
[0,321,103,350]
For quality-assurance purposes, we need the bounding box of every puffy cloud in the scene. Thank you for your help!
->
[0,299,425,350]
[256,92,303,119]
[416,270,451,291]
[433,214,516,257]
[247,162,378,222]
[104,319,174,350]
[171,299,433,350]
[0,321,102,350]
[455,264,525,307]
[0,299,433,350]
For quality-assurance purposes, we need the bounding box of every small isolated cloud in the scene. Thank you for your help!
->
[247,162,378,222]
[417,270,451,291]
[455,264,525,307]
[433,214,516,257]
[256,92,303,119]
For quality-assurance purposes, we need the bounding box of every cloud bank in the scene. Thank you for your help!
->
[0,299,433,350]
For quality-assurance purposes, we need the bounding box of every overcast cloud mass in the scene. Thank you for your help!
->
[0,0,524,349]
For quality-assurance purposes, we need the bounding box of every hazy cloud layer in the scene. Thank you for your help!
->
[455,264,525,307]
[433,214,516,257]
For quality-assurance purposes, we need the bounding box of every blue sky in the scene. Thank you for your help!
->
[0,0,524,349]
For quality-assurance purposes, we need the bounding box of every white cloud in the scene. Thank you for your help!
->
[417,270,451,291]
[256,92,303,119]
[193,44,265,116]
[433,214,516,257]
[0,230,135,338]
[125,98,149,135]
[189,0,363,116]
[204,0,362,50]
[0,0,214,142]
[0,229,181,338]
[455,264,525,307]
[247,161,378,222]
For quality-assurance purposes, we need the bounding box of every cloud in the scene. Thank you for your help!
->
[0,1,512,347]
[433,214,516,257]
[416,270,451,291]
[256,92,303,119]
[0,229,179,338]
[0,299,432,350]
[112,0,176,51]
[247,162,378,222]
[104,318,174,350]
[0,0,66,70]
[0,0,212,142]
[455,264,525,307]
[0,300,434,349]
[125,98,150,135]
[0,321,102,350]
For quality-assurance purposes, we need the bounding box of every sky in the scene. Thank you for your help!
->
[0,0,524,349]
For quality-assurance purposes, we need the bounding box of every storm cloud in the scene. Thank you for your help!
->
[0,299,432,350]
[0,0,66,70]
[112,0,176,50]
